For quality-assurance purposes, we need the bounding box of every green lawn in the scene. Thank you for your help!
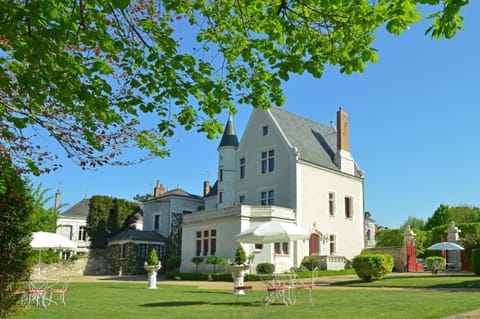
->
[17,275,480,319]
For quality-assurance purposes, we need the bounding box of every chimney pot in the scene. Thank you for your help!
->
[203,181,211,197]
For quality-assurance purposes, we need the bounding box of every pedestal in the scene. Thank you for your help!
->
[231,265,249,295]
[144,264,161,289]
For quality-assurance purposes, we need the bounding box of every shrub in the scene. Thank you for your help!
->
[290,265,309,273]
[426,256,446,275]
[472,249,480,275]
[256,262,275,274]
[166,256,181,271]
[147,248,159,266]
[301,255,321,271]
[352,254,394,282]
[234,245,247,265]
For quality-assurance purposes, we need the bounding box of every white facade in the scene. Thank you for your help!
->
[142,188,204,238]
[180,107,366,273]
[57,217,90,254]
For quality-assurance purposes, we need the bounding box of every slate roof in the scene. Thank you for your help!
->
[218,115,239,148]
[59,198,90,220]
[269,107,338,170]
[144,188,203,202]
[109,229,166,243]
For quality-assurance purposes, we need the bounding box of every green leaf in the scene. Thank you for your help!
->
[110,0,130,10]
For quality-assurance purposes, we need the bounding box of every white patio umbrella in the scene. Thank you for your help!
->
[235,221,310,244]
[235,221,310,273]
[427,242,464,251]
[31,231,77,251]
[31,231,76,277]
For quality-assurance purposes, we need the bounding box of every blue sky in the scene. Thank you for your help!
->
[34,3,480,229]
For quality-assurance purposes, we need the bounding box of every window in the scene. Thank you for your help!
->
[254,243,263,251]
[240,158,246,179]
[195,229,217,257]
[261,149,275,174]
[239,195,245,204]
[219,191,223,203]
[219,168,223,182]
[120,244,127,259]
[138,244,147,258]
[345,196,353,219]
[274,242,289,255]
[310,233,320,255]
[154,215,160,230]
[329,192,336,216]
[78,226,87,241]
[196,231,202,256]
[262,125,269,136]
[211,230,217,256]
[329,235,336,255]
[261,190,275,205]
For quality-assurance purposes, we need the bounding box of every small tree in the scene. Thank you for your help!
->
[147,248,159,266]
[191,257,204,273]
[205,256,227,273]
[234,245,247,265]
[352,254,394,282]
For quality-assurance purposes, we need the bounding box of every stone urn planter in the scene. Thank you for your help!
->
[231,264,249,295]
[144,263,161,289]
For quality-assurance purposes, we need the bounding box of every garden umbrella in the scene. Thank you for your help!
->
[235,221,310,272]
[31,231,76,277]
[235,221,310,244]
[31,231,76,251]
[427,242,464,251]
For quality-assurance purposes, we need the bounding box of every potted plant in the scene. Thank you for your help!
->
[144,248,161,289]
[230,245,250,295]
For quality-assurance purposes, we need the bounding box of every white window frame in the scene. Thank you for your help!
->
[261,149,275,174]
[260,189,275,206]
[328,191,336,217]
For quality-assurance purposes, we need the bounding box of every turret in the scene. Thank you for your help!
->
[217,115,238,208]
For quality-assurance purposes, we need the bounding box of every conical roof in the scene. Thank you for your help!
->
[218,115,239,148]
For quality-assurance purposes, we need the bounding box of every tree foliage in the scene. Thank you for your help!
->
[375,228,404,247]
[166,212,183,260]
[400,216,425,230]
[424,204,480,230]
[424,204,452,230]
[86,196,140,249]
[0,159,34,319]
[0,0,470,178]
[26,180,59,232]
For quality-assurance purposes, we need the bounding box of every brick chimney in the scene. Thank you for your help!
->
[337,107,350,152]
[153,180,165,197]
[203,181,211,197]
[334,107,355,175]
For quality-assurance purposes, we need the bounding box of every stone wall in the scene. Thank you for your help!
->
[33,249,108,277]
[364,247,407,272]
[34,258,87,278]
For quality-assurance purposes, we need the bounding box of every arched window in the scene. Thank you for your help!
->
[310,233,320,255]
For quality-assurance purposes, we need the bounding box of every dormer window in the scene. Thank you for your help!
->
[262,125,269,136]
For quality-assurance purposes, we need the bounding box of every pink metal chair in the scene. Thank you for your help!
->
[48,277,71,306]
